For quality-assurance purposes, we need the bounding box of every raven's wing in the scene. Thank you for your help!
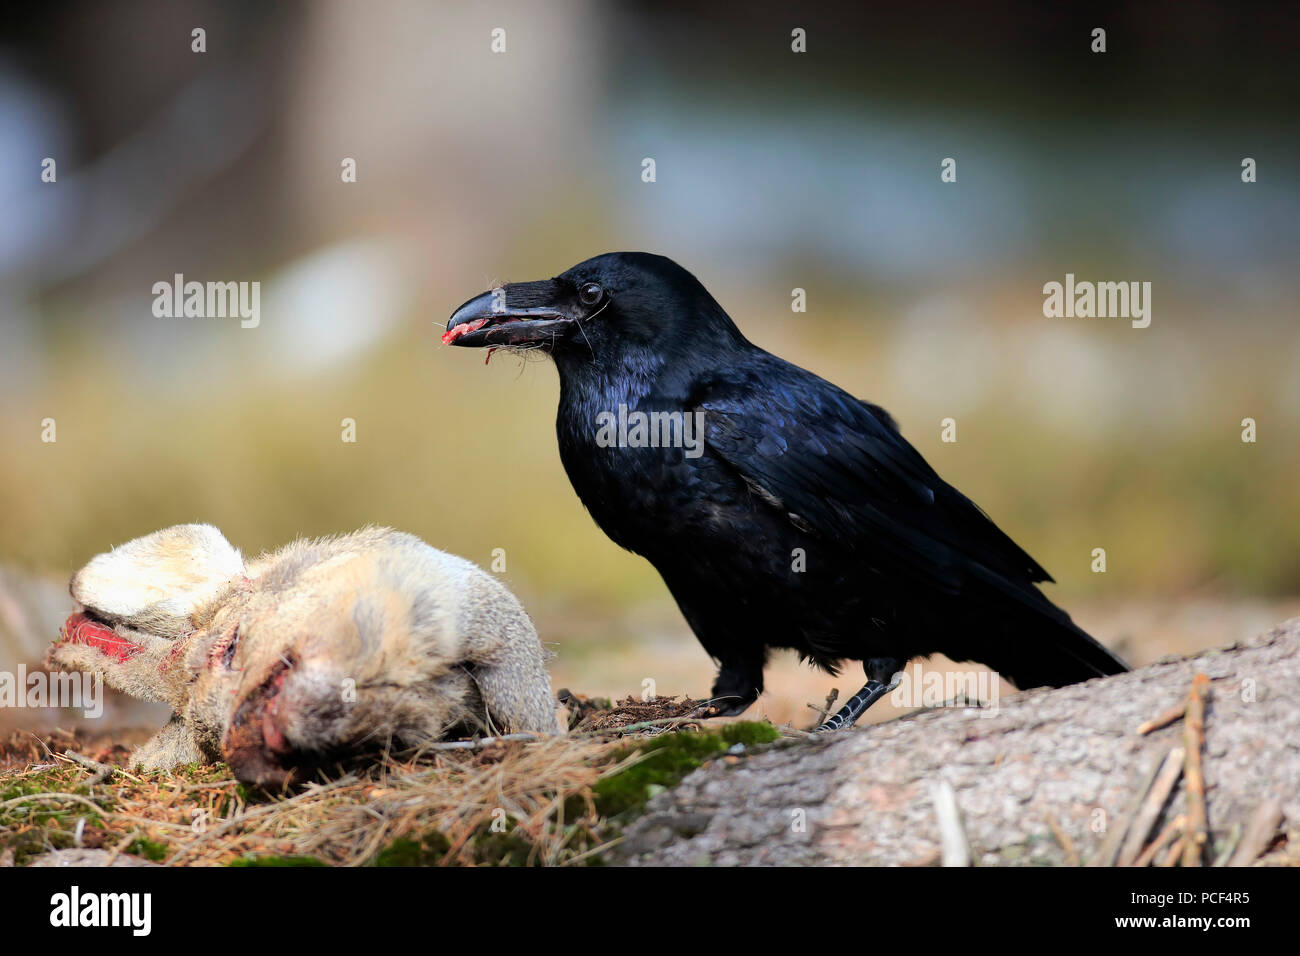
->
[697,359,1052,600]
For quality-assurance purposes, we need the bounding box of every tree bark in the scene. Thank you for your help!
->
[613,618,1300,866]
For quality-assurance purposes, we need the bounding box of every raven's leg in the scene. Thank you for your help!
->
[702,652,765,717]
[815,657,903,732]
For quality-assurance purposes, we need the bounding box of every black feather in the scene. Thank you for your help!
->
[453,252,1128,713]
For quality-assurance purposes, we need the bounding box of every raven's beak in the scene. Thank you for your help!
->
[443,280,576,348]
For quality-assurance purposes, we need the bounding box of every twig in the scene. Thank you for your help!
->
[164,775,358,864]
[1132,814,1185,868]
[929,780,971,867]
[26,730,56,761]
[1157,836,1184,867]
[1116,746,1185,867]
[573,715,704,738]
[421,733,543,752]
[563,834,623,866]
[1181,674,1210,866]
[60,749,115,787]
[1227,799,1283,867]
[807,688,839,725]
[1136,701,1187,736]
[104,829,138,867]
[1088,750,1167,867]
[0,790,107,815]
[1045,814,1079,866]
[57,749,142,784]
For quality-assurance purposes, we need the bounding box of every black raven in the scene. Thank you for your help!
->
[444,252,1127,729]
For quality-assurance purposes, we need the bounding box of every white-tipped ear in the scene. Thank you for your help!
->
[71,524,245,633]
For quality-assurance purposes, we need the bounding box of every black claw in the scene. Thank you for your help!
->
[696,695,753,718]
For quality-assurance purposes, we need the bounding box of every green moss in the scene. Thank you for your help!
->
[374,838,427,867]
[174,764,231,783]
[229,854,327,867]
[373,830,453,867]
[232,779,289,804]
[0,768,74,803]
[472,830,537,867]
[373,827,537,867]
[590,722,778,818]
[720,722,781,747]
[127,838,169,862]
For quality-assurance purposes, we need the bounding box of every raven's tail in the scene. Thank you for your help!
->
[950,572,1129,689]
[994,610,1129,689]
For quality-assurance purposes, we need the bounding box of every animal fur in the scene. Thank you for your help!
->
[47,524,559,786]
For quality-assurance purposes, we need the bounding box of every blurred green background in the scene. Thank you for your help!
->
[2,1,1298,724]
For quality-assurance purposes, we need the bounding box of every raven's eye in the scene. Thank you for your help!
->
[578,282,603,306]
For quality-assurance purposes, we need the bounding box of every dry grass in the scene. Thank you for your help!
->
[0,698,774,868]
[0,730,622,867]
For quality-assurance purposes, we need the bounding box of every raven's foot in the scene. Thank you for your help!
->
[693,695,754,719]
[698,665,759,718]
[814,676,899,732]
